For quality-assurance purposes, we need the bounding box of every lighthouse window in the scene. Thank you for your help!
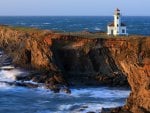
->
[117,17,119,19]
[122,29,125,33]
[117,24,119,27]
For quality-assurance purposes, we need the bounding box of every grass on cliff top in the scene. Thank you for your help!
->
[60,31,130,39]
[60,31,107,39]
[12,26,41,32]
[0,25,43,33]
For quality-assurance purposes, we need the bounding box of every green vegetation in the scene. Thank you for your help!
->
[60,31,109,39]
[0,25,42,33]
[11,26,41,32]
[60,31,132,39]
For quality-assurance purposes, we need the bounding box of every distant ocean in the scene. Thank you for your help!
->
[0,16,150,36]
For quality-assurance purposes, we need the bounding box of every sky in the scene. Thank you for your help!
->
[0,0,149,16]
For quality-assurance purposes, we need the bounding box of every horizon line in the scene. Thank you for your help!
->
[0,15,150,17]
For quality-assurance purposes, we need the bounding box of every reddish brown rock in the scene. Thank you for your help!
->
[0,26,149,112]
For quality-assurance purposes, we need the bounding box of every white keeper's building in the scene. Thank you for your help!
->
[107,8,128,36]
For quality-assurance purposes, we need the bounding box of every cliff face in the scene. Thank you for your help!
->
[0,26,56,70]
[51,38,128,86]
[52,37,150,112]
[102,38,150,113]
[103,38,150,113]
[0,26,149,113]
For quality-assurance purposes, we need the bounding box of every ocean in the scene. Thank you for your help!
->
[0,69,130,113]
[0,16,150,35]
[0,16,145,113]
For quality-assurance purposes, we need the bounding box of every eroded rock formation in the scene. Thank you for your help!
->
[0,25,149,113]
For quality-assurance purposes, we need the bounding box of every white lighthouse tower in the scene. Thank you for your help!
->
[107,8,127,36]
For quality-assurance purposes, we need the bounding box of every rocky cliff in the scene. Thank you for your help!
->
[101,37,150,113]
[0,25,149,113]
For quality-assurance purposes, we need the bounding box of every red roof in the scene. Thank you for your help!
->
[108,22,114,26]
[108,22,126,27]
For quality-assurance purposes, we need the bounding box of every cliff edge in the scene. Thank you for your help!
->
[0,25,149,113]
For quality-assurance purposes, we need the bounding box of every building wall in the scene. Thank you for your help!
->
[120,27,127,35]
[114,14,121,35]
[107,26,127,36]
[107,26,114,35]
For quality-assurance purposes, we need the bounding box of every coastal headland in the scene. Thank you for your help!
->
[0,25,149,113]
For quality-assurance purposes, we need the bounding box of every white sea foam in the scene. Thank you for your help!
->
[43,23,51,25]
[94,27,101,31]
[23,80,39,85]
[0,82,12,89]
[0,68,29,89]
[0,69,26,82]
[30,24,41,27]
[16,22,26,25]
[71,87,130,98]
[56,87,130,113]
[90,88,130,98]
[0,65,15,70]
[35,86,53,95]
[20,23,26,25]
[59,102,124,113]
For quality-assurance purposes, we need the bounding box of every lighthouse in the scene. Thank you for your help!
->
[107,8,127,36]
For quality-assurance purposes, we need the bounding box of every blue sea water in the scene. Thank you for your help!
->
[0,16,150,35]
[0,65,130,113]
[0,68,130,113]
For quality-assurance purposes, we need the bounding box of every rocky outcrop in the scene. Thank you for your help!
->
[0,26,56,70]
[16,71,71,93]
[51,36,150,112]
[0,26,149,112]
[51,38,128,87]
[99,37,150,113]
[109,38,150,113]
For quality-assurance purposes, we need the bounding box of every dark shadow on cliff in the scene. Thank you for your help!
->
[51,38,129,87]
